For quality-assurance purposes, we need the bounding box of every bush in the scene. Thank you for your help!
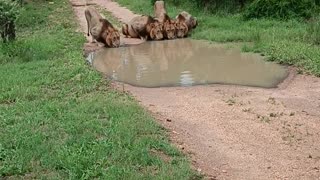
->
[307,17,320,45]
[164,0,252,12]
[243,0,316,20]
[0,0,20,42]
[193,0,250,10]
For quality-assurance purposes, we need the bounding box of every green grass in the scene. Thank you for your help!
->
[0,0,199,179]
[117,0,320,76]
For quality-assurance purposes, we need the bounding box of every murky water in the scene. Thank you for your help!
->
[88,39,288,88]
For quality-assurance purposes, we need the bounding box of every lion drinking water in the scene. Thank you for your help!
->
[176,11,198,35]
[154,1,177,39]
[85,7,120,48]
[122,15,164,41]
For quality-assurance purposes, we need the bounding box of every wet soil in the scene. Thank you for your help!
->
[71,0,320,179]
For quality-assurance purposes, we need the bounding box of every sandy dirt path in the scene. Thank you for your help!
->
[70,0,143,55]
[70,0,320,179]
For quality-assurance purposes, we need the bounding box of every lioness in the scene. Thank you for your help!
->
[176,11,198,31]
[122,15,163,41]
[85,7,120,48]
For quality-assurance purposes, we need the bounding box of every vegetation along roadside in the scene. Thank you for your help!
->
[0,0,199,179]
[117,0,320,76]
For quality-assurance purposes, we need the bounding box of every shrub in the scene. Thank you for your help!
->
[0,0,20,42]
[193,0,250,10]
[169,0,253,12]
[307,17,320,45]
[243,0,316,20]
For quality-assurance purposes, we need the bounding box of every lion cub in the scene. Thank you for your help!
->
[154,1,176,39]
[85,7,120,48]
[122,15,163,41]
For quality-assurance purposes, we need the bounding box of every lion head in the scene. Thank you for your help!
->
[163,19,176,39]
[175,21,188,38]
[106,28,120,48]
[147,21,163,40]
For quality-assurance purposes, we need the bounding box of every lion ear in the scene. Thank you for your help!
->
[177,14,185,22]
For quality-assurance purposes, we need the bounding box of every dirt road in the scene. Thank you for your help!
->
[71,0,320,179]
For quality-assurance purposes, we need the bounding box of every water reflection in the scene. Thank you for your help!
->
[89,39,288,88]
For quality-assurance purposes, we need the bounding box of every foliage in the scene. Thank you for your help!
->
[307,17,320,45]
[0,0,198,179]
[154,0,318,19]
[243,0,316,20]
[165,0,251,12]
[150,0,157,5]
[0,0,20,42]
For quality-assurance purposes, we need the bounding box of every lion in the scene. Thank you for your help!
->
[162,14,176,39]
[175,14,189,38]
[154,1,167,23]
[154,1,176,39]
[122,15,163,41]
[85,7,120,48]
[176,11,198,31]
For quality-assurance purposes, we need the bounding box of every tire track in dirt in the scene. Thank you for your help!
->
[70,0,320,179]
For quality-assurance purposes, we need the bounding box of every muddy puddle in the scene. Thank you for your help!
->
[87,39,288,88]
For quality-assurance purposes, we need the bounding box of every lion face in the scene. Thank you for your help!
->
[163,20,176,39]
[106,30,120,48]
[148,22,163,40]
[175,22,188,38]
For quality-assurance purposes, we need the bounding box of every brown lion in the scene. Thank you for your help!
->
[162,14,176,39]
[176,11,198,31]
[122,15,163,41]
[175,14,189,38]
[85,7,120,48]
[154,1,176,39]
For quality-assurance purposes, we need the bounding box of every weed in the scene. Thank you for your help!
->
[307,17,320,45]
[242,108,252,113]
[258,115,271,123]
[226,99,236,106]
[0,0,196,178]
